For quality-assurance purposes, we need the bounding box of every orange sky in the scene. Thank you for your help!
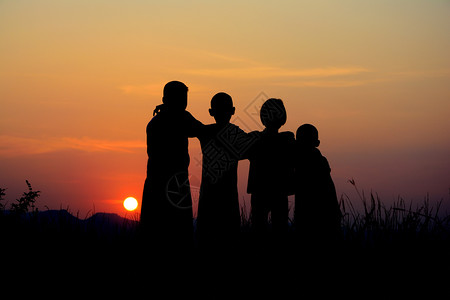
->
[1,0,449,217]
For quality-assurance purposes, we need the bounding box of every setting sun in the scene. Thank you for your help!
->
[123,197,138,212]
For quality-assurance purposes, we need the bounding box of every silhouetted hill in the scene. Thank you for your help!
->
[86,212,126,225]
[33,210,136,224]
[1,209,139,238]
[85,212,138,231]
[37,209,80,224]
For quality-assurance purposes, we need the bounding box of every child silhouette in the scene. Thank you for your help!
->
[294,124,341,247]
[196,92,254,249]
[246,98,295,243]
[141,81,202,251]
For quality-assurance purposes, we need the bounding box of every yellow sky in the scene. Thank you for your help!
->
[1,0,449,215]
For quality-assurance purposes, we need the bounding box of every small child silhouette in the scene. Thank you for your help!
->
[294,124,341,247]
[196,92,254,249]
[246,98,295,243]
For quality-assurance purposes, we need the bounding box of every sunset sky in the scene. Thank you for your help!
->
[1,0,449,217]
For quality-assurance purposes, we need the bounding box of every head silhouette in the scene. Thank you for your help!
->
[296,124,320,148]
[209,92,235,125]
[260,98,287,130]
[162,81,188,112]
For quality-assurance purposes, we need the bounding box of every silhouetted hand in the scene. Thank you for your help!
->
[153,104,165,116]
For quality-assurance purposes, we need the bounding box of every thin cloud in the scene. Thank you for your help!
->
[62,137,145,153]
[0,135,145,157]
[182,66,370,79]
[179,49,372,85]
[201,51,261,65]
[273,79,380,88]
[391,69,450,79]
[278,69,450,88]
[273,69,450,88]
[119,82,210,96]
[119,83,164,96]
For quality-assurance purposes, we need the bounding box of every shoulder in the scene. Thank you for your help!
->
[248,130,262,138]
[182,110,203,126]
[225,123,249,137]
[197,123,215,139]
[183,110,193,118]
[317,150,331,172]
[280,131,294,138]
[228,123,245,132]
[245,131,262,147]
[204,123,216,131]
[279,131,295,143]
[183,110,197,122]
[146,114,160,132]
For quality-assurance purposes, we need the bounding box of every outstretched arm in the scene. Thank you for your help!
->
[184,111,204,138]
[227,127,260,160]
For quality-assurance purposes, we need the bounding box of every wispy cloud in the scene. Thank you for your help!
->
[119,83,164,96]
[273,78,389,88]
[182,49,450,88]
[0,135,145,157]
[275,68,450,88]
[119,82,210,96]
[200,51,261,65]
[182,66,370,80]
[166,49,371,82]
[391,69,450,79]
[62,137,145,153]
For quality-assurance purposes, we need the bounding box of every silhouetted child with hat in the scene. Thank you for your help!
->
[294,124,341,248]
[246,98,295,246]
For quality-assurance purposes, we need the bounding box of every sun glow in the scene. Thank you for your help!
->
[123,197,138,211]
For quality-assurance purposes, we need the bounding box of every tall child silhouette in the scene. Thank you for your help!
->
[294,124,341,247]
[141,81,202,250]
[196,92,254,248]
[246,98,295,242]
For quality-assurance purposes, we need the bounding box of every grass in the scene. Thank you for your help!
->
[339,180,450,251]
[1,180,450,265]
